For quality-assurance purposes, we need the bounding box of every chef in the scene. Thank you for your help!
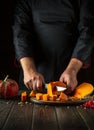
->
[13,0,94,93]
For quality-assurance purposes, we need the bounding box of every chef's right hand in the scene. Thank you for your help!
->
[23,70,45,91]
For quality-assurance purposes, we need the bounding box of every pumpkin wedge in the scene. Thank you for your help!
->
[47,81,66,97]
[73,82,94,99]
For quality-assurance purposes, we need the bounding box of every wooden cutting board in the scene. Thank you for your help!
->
[30,97,89,105]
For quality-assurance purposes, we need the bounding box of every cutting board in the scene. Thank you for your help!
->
[30,97,89,105]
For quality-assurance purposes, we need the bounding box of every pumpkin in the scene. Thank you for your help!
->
[47,81,66,97]
[73,82,94,99]
[59,92,68,101]
[42,94,49,101]
[29,90,36,98]
[36,93,43,100]
[29,81,94,102]
[21,91,27,102]
[0,75,19,99]
[51,95,57,101]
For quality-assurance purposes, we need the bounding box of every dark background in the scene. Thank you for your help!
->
[0,0,94,85]
[0,0,19,82]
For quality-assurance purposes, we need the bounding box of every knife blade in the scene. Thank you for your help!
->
[56,86,67,91]
[45,84,67,92]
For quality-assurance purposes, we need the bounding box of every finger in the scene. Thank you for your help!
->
[25,82,31,90]
[29,77,38,90]
[60,75,69,85]
[32,80,37,91]
[41,76,45,84]
[59,76,63,82]
[66,80,77,93]
[37,80,43,91]
[25,79,34,90]
[59,76,65,83]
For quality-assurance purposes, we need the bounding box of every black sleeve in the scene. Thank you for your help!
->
[13,0,33,60]
[72,0,94,66]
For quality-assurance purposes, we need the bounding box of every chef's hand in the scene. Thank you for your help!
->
[59,69,78,94]
[19,57,45,91]
[23,69,45,91]
[59,58,83,94]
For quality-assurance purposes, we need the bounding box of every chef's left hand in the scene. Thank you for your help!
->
[59,69,78,94]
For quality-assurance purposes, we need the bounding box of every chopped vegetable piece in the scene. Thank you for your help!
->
[36,93,43,100]
[29,90,36,97]
[74,83,94,99]
[21,91,27,102]
[43,94,49,101]
[51,95,57,101]
[47,81,66,97]
[59,92,68,101]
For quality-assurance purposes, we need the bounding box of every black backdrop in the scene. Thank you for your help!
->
[0,0,94,85]
[0,0,19,81]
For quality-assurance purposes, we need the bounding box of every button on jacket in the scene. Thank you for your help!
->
[13,0,94,83]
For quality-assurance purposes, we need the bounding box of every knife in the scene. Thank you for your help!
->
[45,84,67,92]
[55,86,67,91]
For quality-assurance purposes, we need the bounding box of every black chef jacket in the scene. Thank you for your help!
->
[13,0,94,86]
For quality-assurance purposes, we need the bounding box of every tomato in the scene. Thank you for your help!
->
[0,76,19,99]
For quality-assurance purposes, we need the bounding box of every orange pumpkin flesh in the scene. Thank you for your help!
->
[47,81,66,97]
[29,90,36,97]
[43,94,49,101]
[73,82,94,99]
[22,82,94,102]
[28,81,68,102]
[59,92,68,101]
[36,93,43,100]
[21,91,27,102]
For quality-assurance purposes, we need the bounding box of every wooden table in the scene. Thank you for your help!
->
[0,96,94,130]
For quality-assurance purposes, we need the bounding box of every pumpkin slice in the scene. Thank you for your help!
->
[42,94,49,101]
[51,95,57,101]
[73,82,94,99]
[36,93,43,100]
[47,81,66,97]
[29,90,36,97]
[59,92,68,101]
[21,91,27,102]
